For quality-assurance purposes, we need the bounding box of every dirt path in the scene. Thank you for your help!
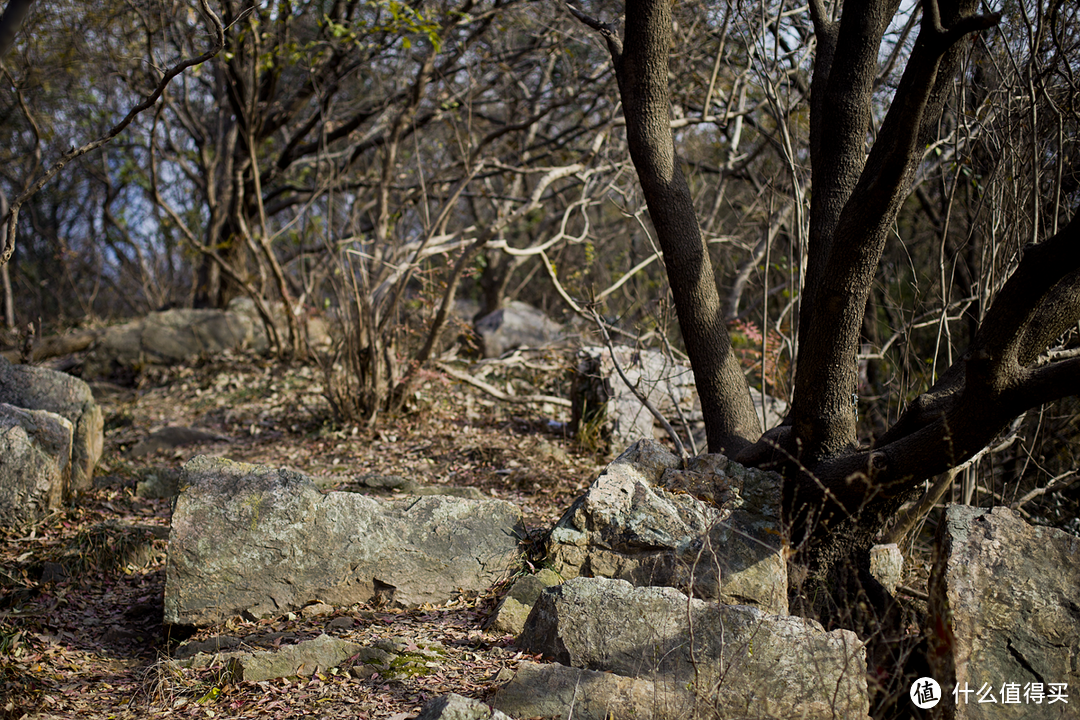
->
[1,353,597,719]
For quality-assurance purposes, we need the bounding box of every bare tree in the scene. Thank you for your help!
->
[570,0,1080,605]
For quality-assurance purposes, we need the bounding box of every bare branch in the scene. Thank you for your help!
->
[0,0,225,267]
[0,0,33,61]
[565,2,622,62]
[1012,470,1080,512]
[588,307,688,461]
[435,361,572,408]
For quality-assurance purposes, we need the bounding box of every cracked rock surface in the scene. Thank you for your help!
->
[929,506,1080,718]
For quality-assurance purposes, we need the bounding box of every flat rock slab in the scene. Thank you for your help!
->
[177,633,363,682]
[83,308,263,378]
[517,577,869,719]
[545,439,787,614]
[164,456,524,627]
[128,426,230,457]
[176,634,445,683]
[929,505,1080,719]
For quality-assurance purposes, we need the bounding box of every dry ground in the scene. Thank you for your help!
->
[1,351,604,719]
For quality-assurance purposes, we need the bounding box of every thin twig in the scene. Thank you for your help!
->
[1,0,225,266]
[588,307,687,460]
[1011,469,1080,511]
[434,361,571,408]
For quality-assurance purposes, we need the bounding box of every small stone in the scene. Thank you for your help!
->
[300,602,333,618]
[417,693,515,720]
[174,635,242,659]
[39,562,69,584]
[329,616,354,629]
[869,543,903,594]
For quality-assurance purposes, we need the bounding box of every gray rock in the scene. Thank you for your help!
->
[348,472,486,500]
[0,356,102,490]
[0,404,72,527]
[517,577,869,719]
[493,661,697,720]
[228,296,332,351]
[545,440,787,614]
[134,468,182,499]
[570,346,787,457]
[343,637,445,680]
[413,485,487,500]
[82,308,264,377]
[174,635,243,659]
[178,633,364,682]
[355,473,415,491]
[164,456,524,626]
[929,506,1080,719]
[300,602,334,618]
[474,301,563,358]
[571,346,697,456]
[484,568,563,636]
[128,426,229,458]
[869,543,903,595]
[417,693,514,720]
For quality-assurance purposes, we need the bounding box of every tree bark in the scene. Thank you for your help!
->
[585,0,760,455]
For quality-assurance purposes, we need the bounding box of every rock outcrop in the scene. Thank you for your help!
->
[0,356,103,490]
[474,301,564,358]
[570,345,787,456]
[505,576,869,720]
[544,439,787,615]
[0,404,73,527]
[164,456,524,627]
[928,505,1080,719]
[82,308,264,377]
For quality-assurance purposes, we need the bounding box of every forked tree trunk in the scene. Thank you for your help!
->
[573,0,1080,592]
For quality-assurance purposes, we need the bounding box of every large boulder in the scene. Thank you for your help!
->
[0,404,73,527]
[545,439,787,615]
[0,356,102,490]
[571,345,787,457]
[928,506,1080,719]
[511,577,869,720]
[82,303,330,377]
[164,456,525,627]
[474,301,564,358]
[494,661,697,720]
[83,308,263,376]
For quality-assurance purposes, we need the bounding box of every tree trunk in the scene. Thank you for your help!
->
[586,0,761,456]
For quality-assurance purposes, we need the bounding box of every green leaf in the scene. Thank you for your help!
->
[197,687,221,705]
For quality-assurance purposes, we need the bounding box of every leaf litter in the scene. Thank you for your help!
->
[0,351,592,719]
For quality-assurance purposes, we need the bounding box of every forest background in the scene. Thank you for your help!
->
[0,0,1078,609]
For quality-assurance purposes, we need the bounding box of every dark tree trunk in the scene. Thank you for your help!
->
[580,0,761,456]
[572,0,1080,601]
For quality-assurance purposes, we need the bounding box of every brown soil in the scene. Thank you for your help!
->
[1,351,602,719]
